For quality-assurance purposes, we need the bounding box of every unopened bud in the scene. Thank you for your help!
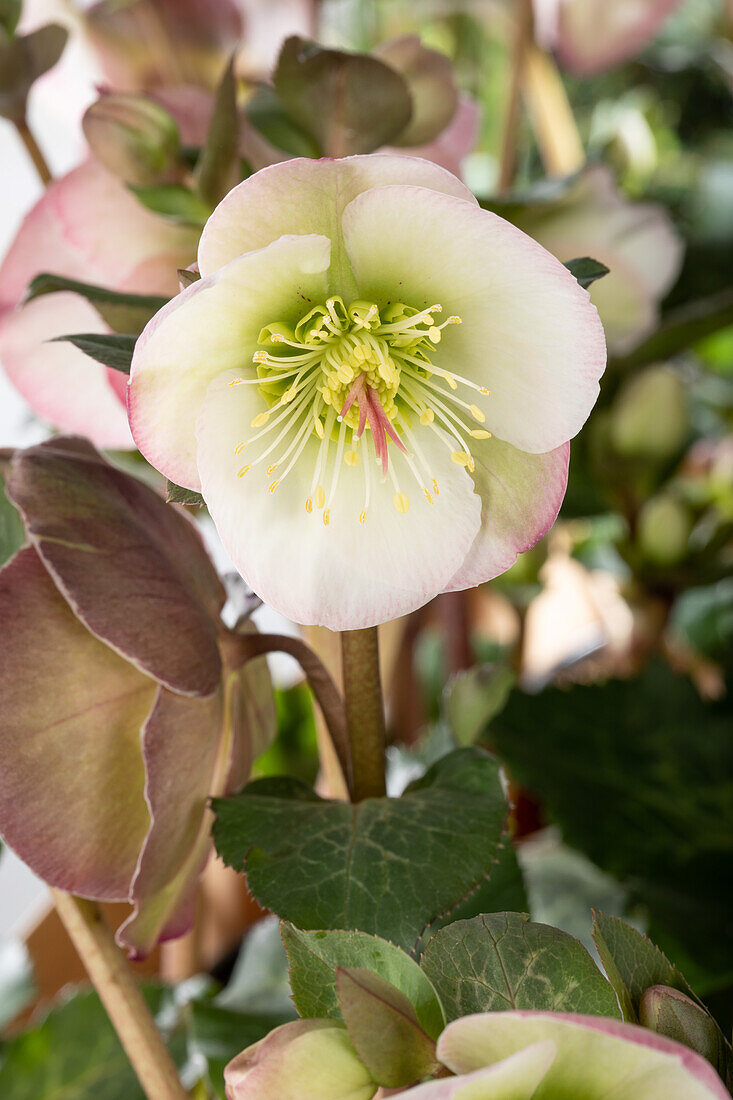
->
[610,366,688,461]
[82,93,180,187]
[637,494,692,565]
[639,986,726,1073]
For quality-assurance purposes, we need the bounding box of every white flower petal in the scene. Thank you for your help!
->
[342,185,606,454]
[197,154,477,295]
[129,233,331,490]
[446,439,569,591]
[195,369,481,629]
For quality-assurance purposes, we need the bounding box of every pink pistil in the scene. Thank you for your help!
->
[362,386,407,478]
[339,373,365,420]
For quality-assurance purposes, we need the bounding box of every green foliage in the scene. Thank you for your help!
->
[25,273,167,334]
[444,664,514,746]
[592,911,692,1022]
[421,912,621,1022]
[282,924,445,1039]
[563,256,610,288]
[671,580,733,665]
[0,987,186,1099]
[195,54,239,207]
[490,664,733,982]
[130,183,212,227]
[52,332,136,374]
[0,0,21,36]
[187,1000,290,1100]
[0,24,68,123]
[0,465,24,569]
[213,749,508,951]
[166,480,205,507]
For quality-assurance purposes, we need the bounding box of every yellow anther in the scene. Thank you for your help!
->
[470,429,492,439]
[271,333,286,343]
[451,451,472,467]
[315,485,325,509]
[447,315,462,325]
[237,465,250,477]
[393,492,411,514]
[234,441,246,454]
[428,327,441,343]
[282,386,297,403]
[479,387,490,396]
[424,488,433,504]
[344,449,360,467]
[468,457,475,472]
[251,411,269,427]
[253,351,267,363]
[420,409,435,425]
[359,509,368,525]
[314,418,325,439]
[470,404,486,423]
[443,372,458,390]
[228,377,244,386]
[432,479,440,496]
[266,464,278,476]
[322,508,330,526]
[305,497,313,513]
[268,480,280,494]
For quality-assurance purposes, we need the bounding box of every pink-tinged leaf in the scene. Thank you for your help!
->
[8,437,225,696]
[0,545,153,900]
[376,36,459,148]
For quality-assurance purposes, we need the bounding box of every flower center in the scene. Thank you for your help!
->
[228,297,492,524]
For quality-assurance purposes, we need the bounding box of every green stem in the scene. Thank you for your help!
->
[341,627,387,801]
[15,116,52,186]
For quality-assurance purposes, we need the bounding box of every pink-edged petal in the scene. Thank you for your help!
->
[0,293,132,447]
[117,685,226,958]
[197,154,477,282]
[342,185,606,454]
[438,1011,730,1099]
[383,1042,556,1099]
[445,439,569,592]
[195,369,481,630]
[0,545,153,900]
[556,0,685,76]
[8,437,225,696]
[129,233,332,490]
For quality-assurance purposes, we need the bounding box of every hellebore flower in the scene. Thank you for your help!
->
[129,155,605,629]
[396,1011,730,1099]
[0,437,275,957]
[224,1019,378,1100]
[0,160,197,447]
[492,166,683,355]
[535,0,685,76]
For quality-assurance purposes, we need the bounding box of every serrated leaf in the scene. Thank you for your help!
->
[52,332,136,373]
[26,273,167,334]
[130,183,212,227]
[195,53,239,207]
[274,36,413,156]
[166,479,205,507]
[213,748,508,951]
[592,911,693,1022]
[421,912,622,1022]
[564,256,610,289]
[282,924,445,1040]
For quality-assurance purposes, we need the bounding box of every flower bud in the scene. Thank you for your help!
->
[637,494,692,565]
[82,93,180,187]
[639,986,727,1075]
[224,1019,377,1100]
[609,367,688,461]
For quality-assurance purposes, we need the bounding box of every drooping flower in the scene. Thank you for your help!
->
[0,437,275,957]
[535,0,685,76]
[395,1011,730,1099]
[129,154,605,629]
[0,160,197,447]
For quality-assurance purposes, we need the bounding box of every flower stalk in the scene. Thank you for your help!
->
[51,891,189,1100]
[341,627,387,802]
[15,117,52,186]
[498,0,534,191]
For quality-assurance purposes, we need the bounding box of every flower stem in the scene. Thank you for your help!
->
[341,626,387,802]
[51,892,189,1100]
[522,44,585,176]
[498,0,534,191]
[15,117,52,187]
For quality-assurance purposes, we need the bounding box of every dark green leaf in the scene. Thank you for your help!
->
[166,480,205,507]
[26,273,167,334]
[52,332,136,373]
[563,257,610,289]
[195,53,239,207]
[245,84,318,158]
[490,664,733,982]
[130,183,212,227]
[421,912,622,1022]
[282,924,445,1039]
[611,288,733,373]
[0,0,21,36]
[214,749,508,951]
[671,580,733,665]
[0,986,186,1099]
[273,36,413,156]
